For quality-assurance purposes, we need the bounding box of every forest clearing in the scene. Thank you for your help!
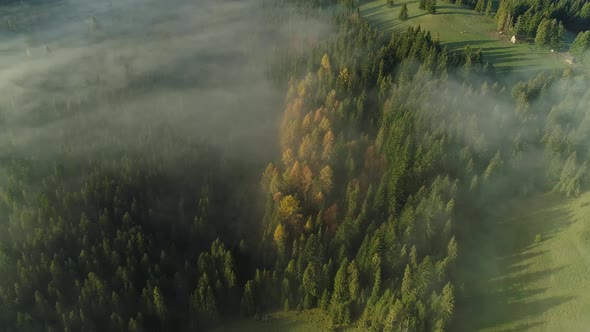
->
[359,0,569,76]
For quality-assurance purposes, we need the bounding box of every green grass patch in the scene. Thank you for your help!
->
[359,0,568,78]
[456,192,590,331]
[210,309,354,332]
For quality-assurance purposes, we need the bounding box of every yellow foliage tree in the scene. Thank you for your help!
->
[273,223,286,244]
[278,195,303,225]
[321,53,331,71]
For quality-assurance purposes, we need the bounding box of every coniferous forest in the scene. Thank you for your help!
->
[0,0,589,331]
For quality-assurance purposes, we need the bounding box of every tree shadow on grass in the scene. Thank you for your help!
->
[496,321,545,332]
[435,10,480,15]
[460,282,573,331]
[361,3,391,17]
[439,38,563,77]
[453,195,574,331]
[370,20,404,34]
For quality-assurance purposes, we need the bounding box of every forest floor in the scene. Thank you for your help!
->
[358,0,571,80]
[456,191,590,331]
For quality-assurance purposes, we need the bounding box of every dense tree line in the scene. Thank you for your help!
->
[496,0,590,48]
[570,30,590,63]
[0,134,261,331]
[249,3,590,331]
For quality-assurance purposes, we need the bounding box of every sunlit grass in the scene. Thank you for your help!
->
[211,309,344,332]
[359,0,567,78]
[457,192,590,331]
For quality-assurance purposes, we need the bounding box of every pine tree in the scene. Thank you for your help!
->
[242,281,256,316]
[570,31,590,58]
[330,259,350,324]
[401,264,413,299]
[320,289,331,311]
[347,261,360,301]
[153,287,167,322]
[440,283,455,323]
[447,236,458,263]
[535,18,565,49]
[485,0,492,16]
[426,0,437,14]
[419,0,427,10]
[320,166,334,194]
[302,262,319,308]
[399,3,409,20]
[475,0,485,13]
[556,152,585,197]
[192,273,218,326]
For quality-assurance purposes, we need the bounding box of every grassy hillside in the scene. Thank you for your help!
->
[457,192,590,331]
[359,0,567,76]
[210,310,352,332]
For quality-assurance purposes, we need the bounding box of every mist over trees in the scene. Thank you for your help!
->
[0,0,589,331]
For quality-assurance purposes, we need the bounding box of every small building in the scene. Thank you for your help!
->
[510,35,517,44]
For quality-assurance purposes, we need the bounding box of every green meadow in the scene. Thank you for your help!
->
[359,0,569,77]
[457,192,590,331]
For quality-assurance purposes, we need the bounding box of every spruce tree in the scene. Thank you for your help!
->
[399,3,409,20]
[330,259,350,324]
[475,0,484,13]
[426,0,437,14]
[419,0,427,10]
[570,31,590,57]
[302,262,318,308]
[485,0,492,16]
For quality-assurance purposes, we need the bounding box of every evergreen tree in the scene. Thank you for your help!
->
[426,0,437,14]
[439,283,455,324]
[535,18,565,49]
[242,281,256,316]
[485,0,492,16]
[302,262,319,309]
[475,0,485,13]
[570,31,590,58]
[330,259,350,324]
[192,274,218,326]
[399,3,409,20]
[419,0,427,10]
[347,260,361,302]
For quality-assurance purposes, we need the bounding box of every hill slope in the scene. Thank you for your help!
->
[458,192,590,331]
[359,0,567,76]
